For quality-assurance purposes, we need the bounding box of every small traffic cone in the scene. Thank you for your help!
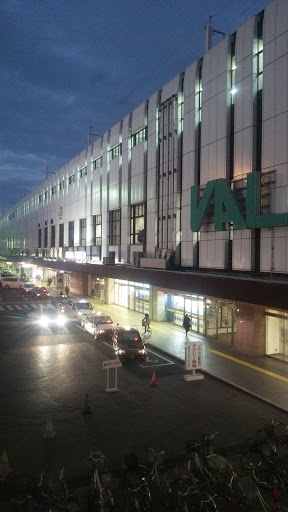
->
[82,393,92,415]
[150,369,157,387]
[0,450,13,476]
[43,419,56,438]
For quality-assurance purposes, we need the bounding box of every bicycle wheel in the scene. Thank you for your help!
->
[241,451,263,470]
[253,466,280,489]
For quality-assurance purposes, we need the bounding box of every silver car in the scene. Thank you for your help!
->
[81,313,115,339]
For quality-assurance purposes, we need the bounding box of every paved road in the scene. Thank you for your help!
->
[0,289,288,482]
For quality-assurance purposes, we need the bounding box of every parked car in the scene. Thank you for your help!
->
[81,312,115,339]
[67,299,94,320]
[112,326,147,361]
[31,286,50,300]
[0,276,26,289]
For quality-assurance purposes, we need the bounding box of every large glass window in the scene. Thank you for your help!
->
[51,225,55,247]
[79,218,86,246]
[108,209,120,245]
[130,203,145,244]
[38,228,42,248]
[68,221,74,247]
[59,223,64,247]
[44,226,48,248]
[93,214,102,245]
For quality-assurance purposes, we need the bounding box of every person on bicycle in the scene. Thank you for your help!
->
[142,313,150,333]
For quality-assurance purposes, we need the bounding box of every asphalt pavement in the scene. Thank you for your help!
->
[1,288,288,510]
[84,297,288,414]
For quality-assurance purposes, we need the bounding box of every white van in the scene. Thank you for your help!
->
[0,276,26,289]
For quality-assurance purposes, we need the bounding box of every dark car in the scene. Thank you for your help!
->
[112,326,147,361]
[31,286,50,300]
[54,297,70,314]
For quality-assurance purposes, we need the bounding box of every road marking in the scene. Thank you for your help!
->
[6,305,13,310]
[0,305,5,311]
[208,348,288,384]
[15,305,23,310]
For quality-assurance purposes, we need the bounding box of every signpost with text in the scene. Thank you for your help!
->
[103,358,122,393]
[184,341,204,381]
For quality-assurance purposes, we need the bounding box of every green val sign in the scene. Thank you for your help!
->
[190,173,288,231]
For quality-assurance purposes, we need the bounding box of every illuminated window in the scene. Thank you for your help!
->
[93,157,102,169]
[79,166,87,178]
[109,144,122,161]
[93,214,102,245]
[132,127,147,147]
[108,209,121,244]
[130,203,145,244]
[79,218,86,246]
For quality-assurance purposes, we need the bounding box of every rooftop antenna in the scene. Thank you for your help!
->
[205,16,225,52]
[88,127,100,146]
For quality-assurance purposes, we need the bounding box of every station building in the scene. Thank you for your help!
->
[1,0,288,361]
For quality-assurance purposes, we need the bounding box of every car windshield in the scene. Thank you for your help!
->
[41,308,58,318]
[76,302,92,310]
[117,331,143,348]
[93,316,112,324]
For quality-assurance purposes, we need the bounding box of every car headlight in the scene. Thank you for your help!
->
[39,316,49,327]
[138,349,146,355]
[57,315,66,326]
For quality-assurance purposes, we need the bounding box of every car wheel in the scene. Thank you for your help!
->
[4,285,9,289]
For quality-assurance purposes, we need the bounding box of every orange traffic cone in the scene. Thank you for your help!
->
[0,449,13,476]
[150,369,157,387]
[43,419,56,438]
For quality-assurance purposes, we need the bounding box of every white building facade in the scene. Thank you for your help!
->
[1,0,288,360]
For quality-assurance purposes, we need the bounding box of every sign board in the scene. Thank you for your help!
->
[103,359,122,369]
[185,341,203,371]
[190,173,288,232]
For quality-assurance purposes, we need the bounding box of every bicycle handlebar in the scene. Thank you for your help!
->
[11,496,33,505]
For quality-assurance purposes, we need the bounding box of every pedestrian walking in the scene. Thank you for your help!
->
[183,314,191,336]
[142,313,150,333]
[65,285,69,296]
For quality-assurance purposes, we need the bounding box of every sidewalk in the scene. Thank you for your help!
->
[83,298,288,414]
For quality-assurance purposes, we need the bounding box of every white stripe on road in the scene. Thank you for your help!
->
[15,305,23,310]
[6,305,13,310]
[0,305,5,311]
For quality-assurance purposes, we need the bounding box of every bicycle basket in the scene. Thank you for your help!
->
[89,452,107,472]
[206,454,228,472]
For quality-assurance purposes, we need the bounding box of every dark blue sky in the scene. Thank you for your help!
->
[1,0,269,212]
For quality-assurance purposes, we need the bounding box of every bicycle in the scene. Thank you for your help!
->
[142,325,152,338]
[88,451,114,511]
[122,450,151,511]
[185,433,234,494]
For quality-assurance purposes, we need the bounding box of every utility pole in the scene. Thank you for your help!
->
[88,127,100,146]
[205,17,225,53]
